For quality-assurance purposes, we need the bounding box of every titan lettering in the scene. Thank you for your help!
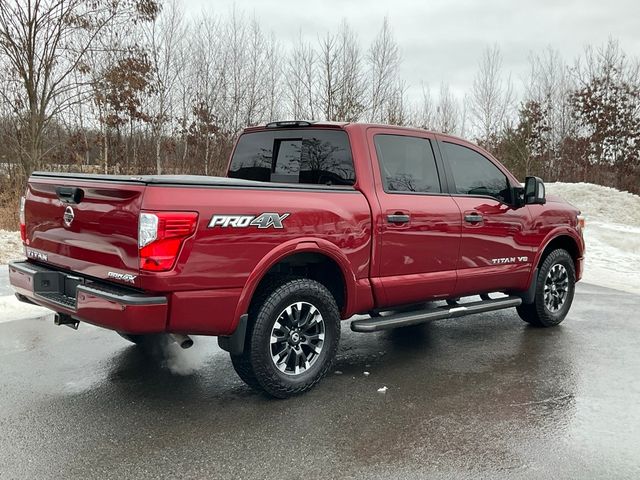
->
[491,256,529,265]
[208,213,289,229]
[26,248,48,262]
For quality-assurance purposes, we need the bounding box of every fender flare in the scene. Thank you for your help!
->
[525,227,584,287]
[232,238,359,326]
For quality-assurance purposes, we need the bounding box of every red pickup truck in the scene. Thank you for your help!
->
[10,121,585,397]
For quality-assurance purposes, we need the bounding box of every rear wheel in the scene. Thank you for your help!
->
[517,249,576,327]
[231,278,340,398]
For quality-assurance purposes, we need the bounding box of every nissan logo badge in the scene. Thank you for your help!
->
[63,205,75,227]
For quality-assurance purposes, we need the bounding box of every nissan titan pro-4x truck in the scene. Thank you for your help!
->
[10,121,585,397]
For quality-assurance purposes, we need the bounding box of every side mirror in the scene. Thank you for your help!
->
[524,176,546,205]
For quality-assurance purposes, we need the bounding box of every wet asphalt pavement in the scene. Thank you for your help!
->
[1,282,639,479]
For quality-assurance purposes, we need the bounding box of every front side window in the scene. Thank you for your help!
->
[442,142,511,202]
[374,134,441,194]
[229,129,355,185]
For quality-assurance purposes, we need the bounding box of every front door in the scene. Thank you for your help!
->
[369,130,462,307]
[439,139,534,296]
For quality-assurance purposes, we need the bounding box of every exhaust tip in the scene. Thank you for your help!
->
[171,334,193,349]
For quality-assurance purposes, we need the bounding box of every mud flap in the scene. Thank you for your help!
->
[516,268,538,304]
[218,314,248,355]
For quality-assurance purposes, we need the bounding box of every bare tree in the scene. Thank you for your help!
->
[0,0,158,176]
[367,17,400,123]
[286,33,318,120]
[383,80,410,126]
[145,0,185,174]
[414,83,435,130]
[526,47,575,177]
[190,12,225,174]
[435,83,459,134]
[469,45,514,146]
[571,39,640,169]
[318,22,366,122]
[263,32,283,122]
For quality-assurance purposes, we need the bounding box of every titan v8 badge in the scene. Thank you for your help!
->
[491,256,529,265]
[208,213,289,229]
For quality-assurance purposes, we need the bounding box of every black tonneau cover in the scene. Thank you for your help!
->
[30,172,355,191]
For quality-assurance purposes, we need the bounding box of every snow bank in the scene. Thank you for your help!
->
[0,293,50,324]
[546,182,640,294]
[0,230,24,264]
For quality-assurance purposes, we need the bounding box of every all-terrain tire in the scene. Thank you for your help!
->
[517,249,576,327]
[230,276,291,391]
[232,278,341,398]
[230,351,261,390]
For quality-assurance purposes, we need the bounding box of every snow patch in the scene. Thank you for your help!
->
[0,294,50,323]
[0,230,24,264]
[547,182,640,294]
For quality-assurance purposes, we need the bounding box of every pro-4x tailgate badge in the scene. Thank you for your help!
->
[208,213,289,229]
[107,272,137,284]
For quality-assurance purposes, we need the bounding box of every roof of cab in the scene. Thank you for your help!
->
[241,120,470,145]
[242,120,349,132]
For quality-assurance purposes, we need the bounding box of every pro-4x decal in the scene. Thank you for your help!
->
[208,213,289,229]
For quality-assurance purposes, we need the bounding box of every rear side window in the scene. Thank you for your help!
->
[442,142,511,203]
[229,129,355,186]
[374,134,441,193]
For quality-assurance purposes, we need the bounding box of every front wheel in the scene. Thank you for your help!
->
[231,278,341,398]
[517,248,576,327]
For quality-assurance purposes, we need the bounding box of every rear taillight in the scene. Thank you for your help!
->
[19,196,26,244]
[139,211,198,271]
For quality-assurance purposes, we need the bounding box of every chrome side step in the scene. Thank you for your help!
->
[350,296,523,333]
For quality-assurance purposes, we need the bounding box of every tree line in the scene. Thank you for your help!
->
[0,0,638,226]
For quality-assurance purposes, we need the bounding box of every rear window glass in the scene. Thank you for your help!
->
[374,134,441,194]
[228,129,355,186]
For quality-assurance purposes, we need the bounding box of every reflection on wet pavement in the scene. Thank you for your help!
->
[0,283,639,479]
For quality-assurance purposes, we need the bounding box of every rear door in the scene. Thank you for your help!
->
[438,139,534,296]
[369,129,462,307]
[24,175,145,286]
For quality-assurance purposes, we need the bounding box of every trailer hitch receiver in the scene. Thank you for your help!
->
[54,313,80,330]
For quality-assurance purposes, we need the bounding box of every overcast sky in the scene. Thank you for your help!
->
[187,0,640,101]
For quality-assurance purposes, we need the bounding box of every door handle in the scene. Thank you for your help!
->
[387,213,410,224]
[464,213,483,224]
[55,186,84,204]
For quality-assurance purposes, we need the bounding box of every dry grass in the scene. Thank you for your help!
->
[0,178,21,231]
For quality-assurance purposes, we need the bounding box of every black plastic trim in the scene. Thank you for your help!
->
[9,260,167,309]
[514,268,538,304]
[15,292,38,306]
[218,314,248,355]
[351,296,523,332]
[30,172,358,193]
[77,285,167,306]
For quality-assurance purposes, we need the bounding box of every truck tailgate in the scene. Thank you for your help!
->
[24,175,144,287]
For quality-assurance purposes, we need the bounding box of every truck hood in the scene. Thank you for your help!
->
[545,194,580,213]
